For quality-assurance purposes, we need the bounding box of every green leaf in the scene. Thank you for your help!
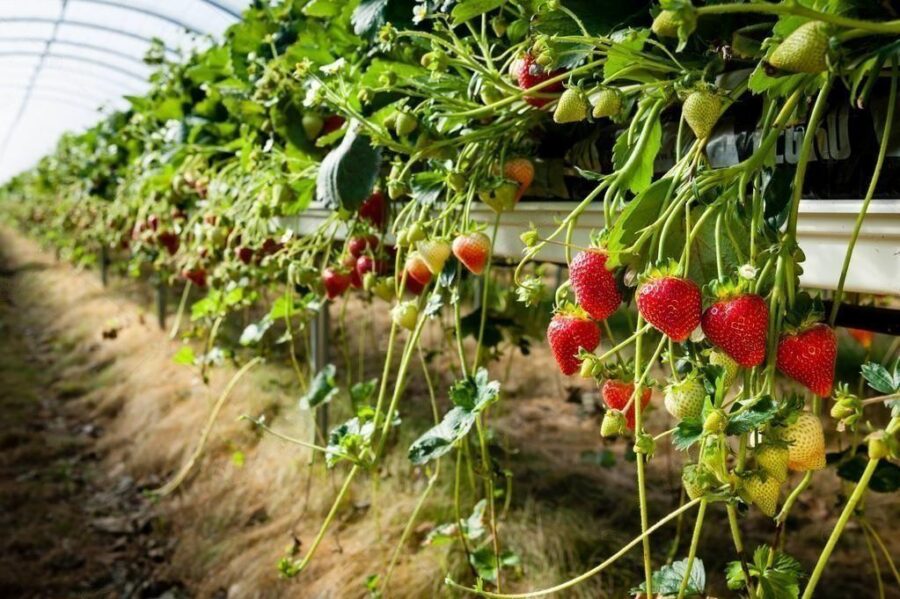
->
[861,361,898,394]
[448,368,500,412]
[605,29,650,80]
[831,448,900,493]
[316,124,381,212]
[673,418,703,450]
[605,176,672,267]
[408,406,476,465]
[350,378,377,412]
[730,547,804,598]
[299,364,339,409]
[632,558,705,596]
[326,416,375,467]
[612,115,661,194]
[351,0,413,39]
[451,0,503,25]
[726,396,779,435]
[239,318,272,346]
[410,171,445,206]
[172,345,196,366]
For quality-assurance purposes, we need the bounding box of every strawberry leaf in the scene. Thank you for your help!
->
[631,558,705,597]
[299,364,339,408]
[673,418,703,450]
[829,447,900,493]
[861,361,898,394]
[726,396,779,435]
[408,407,476,465]
[451,0,503,26]
[326,416,375,468]
[316,124,381,212]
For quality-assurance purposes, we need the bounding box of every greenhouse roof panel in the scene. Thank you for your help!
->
[0,0,249,182]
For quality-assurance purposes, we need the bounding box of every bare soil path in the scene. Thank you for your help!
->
[0,242,184,598]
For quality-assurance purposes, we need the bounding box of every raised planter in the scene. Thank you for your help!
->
[282,198,899,295]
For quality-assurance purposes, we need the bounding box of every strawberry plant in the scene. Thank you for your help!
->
[1,0,899,597]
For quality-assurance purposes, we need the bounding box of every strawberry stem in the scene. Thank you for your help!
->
[830,57,897,325]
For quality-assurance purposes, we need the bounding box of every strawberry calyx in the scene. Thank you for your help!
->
[637,258,683,285]
[553,301,591,321]
[780,291,825,334]
[703,276,750,302]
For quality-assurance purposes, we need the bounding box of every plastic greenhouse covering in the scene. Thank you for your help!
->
[0,0,249,181]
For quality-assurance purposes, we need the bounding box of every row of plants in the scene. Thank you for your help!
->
[2,0,900,597]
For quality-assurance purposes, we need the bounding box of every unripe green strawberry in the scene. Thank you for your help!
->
[447,171,466,193]
[591,88,621,119]
[600,409,626,438]
[392,301,419,331]
[769,21,829,74]
[783,412,826,472]
[868,434,889,460]
[417,239,451,274]
[553,89,588,124]
[683,90,722,140]
[395,112,418,136]
[302,114,323,139]
[651,10,679,38]
[478,182,520,213]
[703,409,726,434]
[664,376,706,421]
[710,350,739,390]
[681,464,706,500]
[372,277,395,302]
[580,358,596,379]
[743,474,780,518]
[754,443,789,483]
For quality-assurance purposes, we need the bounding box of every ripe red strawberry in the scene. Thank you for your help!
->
[636,274,701,342]
[356,255,388,278]
[503,157,534,202]
[847,328,873,349]
[348,235,379,258]
[404,252,433,286]
[452,232,491,275]
[514,52,563,107]
[701,292,768,367]
[359,191,388,229]
[402,272,427,295]
[569,249,621,321]
[342,255,363,288]
[158,231,179,255]
[322,267,351,299]
[235,246,254,265]
[547,309,600,376]
[776,324,837,397]
[601,380,652,430]
[321,114,345,135]
[182,267,207,288]
[260,238,282,255]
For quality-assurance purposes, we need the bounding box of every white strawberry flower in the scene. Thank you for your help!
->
[739,264,757,280]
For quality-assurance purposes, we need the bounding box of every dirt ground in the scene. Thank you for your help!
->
[0,226,896,598]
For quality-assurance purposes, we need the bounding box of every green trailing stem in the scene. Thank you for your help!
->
[830,58,897,325]
[446,498,703,598]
